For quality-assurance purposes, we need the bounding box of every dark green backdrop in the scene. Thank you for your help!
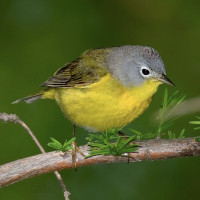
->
[1,0,200,200]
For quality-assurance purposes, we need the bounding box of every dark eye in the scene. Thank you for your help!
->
[142,68,150,76]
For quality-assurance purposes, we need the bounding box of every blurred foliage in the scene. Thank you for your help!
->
[190,116,200,130]
[1,0,200,200]
[129,88,186,140]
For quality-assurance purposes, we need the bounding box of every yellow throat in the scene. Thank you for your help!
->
[43,74,162,132]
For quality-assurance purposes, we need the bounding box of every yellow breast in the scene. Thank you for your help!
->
[49,74,161,132]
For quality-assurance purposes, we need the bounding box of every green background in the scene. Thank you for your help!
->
[1,0,200,199]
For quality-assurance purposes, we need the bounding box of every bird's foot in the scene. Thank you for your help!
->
[117,131,129,138]
[117,131,133,163]
[71,141,85,170]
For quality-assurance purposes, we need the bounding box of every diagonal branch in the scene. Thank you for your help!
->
[0,137,200,188]
[0,113,70,200]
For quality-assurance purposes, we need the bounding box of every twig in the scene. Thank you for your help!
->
[0,113,70,200]
[0,137,200,188]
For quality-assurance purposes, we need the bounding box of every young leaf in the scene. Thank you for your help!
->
[189,116,200,130]
[195,137,200,142]
[48,137,63,150]
[62,137,76,151]
[87,129,138,158]
[48,137,74,152]
[179,129,185,138]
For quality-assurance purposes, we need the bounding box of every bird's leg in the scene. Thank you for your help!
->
[71,124,85,169]
[117,131,129,138]
[117,131,131,163]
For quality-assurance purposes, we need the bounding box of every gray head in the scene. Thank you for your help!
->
[106,45,174,87]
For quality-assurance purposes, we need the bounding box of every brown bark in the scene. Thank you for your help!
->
[1,137,200,188]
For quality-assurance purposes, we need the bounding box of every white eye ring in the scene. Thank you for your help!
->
[140,66,151,77]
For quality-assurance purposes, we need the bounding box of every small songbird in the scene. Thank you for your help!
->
[13,45,174,160]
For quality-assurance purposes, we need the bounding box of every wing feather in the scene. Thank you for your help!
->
[41,58,108,88]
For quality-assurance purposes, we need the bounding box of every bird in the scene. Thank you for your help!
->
[13,45,175,161]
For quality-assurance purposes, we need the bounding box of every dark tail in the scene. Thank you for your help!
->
[12,93,43,104]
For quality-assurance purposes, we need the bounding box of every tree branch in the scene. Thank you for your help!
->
[0,113,70,200]
[0,137,200,188]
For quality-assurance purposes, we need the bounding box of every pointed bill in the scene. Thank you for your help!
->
[157,74,175,87]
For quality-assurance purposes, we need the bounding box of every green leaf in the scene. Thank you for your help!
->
[118,136,135,149]
[89,142,107,148]
[143,133,157,139]
[48,137,75,152]
[189,116,200,130]
[62,137,76,151]
[115,136,123,147]
[63,137,76,146]
[129,128,143,136]
[87,131,138,158]
[195,137,200,142]
[168,131,174,139]
[178,129,185,138]
[162,88,168,110]
[48,137,63,150]
[129,88,186,140]
[189,121,200,125]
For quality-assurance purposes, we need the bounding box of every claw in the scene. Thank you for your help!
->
[118,131,134,163]
[71,141,85,170]
[71,124,85,170]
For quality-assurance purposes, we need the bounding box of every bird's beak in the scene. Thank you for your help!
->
[159,74,176,87]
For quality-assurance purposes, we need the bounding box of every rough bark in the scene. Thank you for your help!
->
[1,137,200,188]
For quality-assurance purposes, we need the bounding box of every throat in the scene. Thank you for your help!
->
[128,79,162,101]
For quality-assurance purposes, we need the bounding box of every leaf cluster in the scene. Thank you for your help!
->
[156,88,186,137]
[48,137,76,152]
[128,128,156,140]
[130,88,186,140]
[168,129,185,139]
[86,129,138,158]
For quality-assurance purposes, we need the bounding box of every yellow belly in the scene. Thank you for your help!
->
[46,74,161,132]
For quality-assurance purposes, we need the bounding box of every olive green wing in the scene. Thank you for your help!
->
[41,58,108,88]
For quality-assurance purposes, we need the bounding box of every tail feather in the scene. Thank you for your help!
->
[12,94,43,104]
